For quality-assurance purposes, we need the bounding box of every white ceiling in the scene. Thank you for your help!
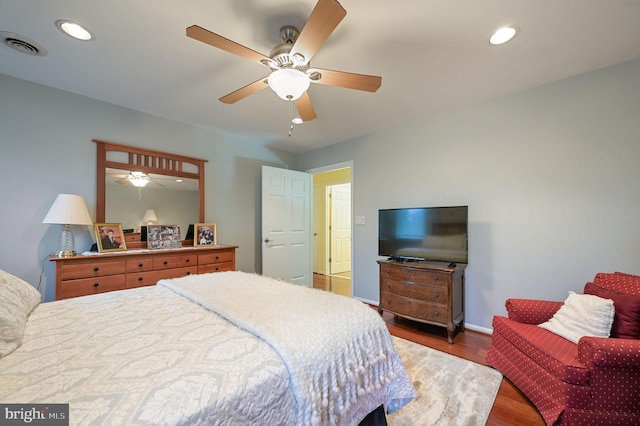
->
[2,0,640,154]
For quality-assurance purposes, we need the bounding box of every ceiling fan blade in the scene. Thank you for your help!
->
[309,68,382,92]
[294,92,317,122]
[116,178,129,185]
[106,173,127,178]
[290,0,346,64]
[219,77,269,104]
[186,25,272,66]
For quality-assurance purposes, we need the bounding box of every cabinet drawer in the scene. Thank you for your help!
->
[381,278,448,304]
[61,261,126,280]
[127,267,198,288]
[380,292,447,325]
[123,232,141,243]
[60,275,126,299]
[153,254,196,270]
[198,262,234,274]
[381,265,448,286]
[198,250,234,265]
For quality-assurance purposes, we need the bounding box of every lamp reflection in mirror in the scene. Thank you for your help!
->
[43,194,93,257]
[142,209,158,226]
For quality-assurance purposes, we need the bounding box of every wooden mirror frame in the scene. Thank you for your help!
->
[94,139,207,224]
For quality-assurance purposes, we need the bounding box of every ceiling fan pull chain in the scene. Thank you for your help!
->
[288,96,294,137]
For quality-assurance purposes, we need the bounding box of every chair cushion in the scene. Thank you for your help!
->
[538,292,615,344]
[492,316,589,385]
[584,282,640,339]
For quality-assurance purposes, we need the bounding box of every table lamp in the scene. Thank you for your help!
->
[43,194,93,257]
[142,209,158,225]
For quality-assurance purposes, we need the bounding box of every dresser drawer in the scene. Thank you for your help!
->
[198,250,234,265]
[127,267,198,288]
[381,264,448,286]
[381,278,448,304]
[380,292,448,325]
[126,258,155,272]
[60,275,126,299]
[153,254,196,270]
[198,262,234,274]
[61,261,126,280]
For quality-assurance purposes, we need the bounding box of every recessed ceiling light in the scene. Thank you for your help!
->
[489,26,519,45]
[56,20,94,41]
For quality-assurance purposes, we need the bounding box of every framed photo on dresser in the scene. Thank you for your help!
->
[95,223,127,252]
[147,225,182,250]
[194,223,217,246]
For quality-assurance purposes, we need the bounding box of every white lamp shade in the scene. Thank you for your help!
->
[267,68,310,101]
[43,194,93,225]
[142,209,158,224]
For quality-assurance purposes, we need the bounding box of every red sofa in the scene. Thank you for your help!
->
[487,272,640,425]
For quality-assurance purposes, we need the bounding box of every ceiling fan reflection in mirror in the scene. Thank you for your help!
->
[186,0,382,124]
[107,171,166,188]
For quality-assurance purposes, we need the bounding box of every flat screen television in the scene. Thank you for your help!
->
[378,206,468,263]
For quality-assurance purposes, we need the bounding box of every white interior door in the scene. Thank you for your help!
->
[329,183,351,274]
[261,165,312,286]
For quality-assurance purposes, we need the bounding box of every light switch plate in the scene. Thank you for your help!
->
[355,216,366,225]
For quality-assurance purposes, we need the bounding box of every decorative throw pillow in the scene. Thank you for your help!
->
[0,269,41,358]
[593,272,640,295]
[538,291,615,344]
[584,282,640,339]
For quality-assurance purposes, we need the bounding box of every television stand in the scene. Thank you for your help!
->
[377,259,465,344]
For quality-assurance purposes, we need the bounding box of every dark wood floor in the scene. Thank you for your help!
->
[380,311,545,425]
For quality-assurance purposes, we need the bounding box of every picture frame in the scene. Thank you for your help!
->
[194,223,217,246]
[95,223,127,252]
[147,225,182,250]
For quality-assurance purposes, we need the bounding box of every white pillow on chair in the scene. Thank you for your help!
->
[539,291,615,344]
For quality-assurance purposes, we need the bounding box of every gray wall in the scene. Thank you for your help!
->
[0,73,296,302]
[298,58,640,331]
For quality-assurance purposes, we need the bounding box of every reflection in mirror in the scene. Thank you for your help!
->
[94,139,207,244]
[106,167,199,236]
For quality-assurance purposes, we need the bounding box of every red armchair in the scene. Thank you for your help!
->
[487,273,640,425]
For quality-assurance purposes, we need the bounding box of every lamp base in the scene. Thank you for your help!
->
[55,250,77,257]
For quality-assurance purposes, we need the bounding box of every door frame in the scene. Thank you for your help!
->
[307,161,354,287]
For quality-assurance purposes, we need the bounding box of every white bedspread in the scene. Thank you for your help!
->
[0,285,296,425]
[158,271,416,426]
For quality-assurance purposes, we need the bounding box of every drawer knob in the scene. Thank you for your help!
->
[93,282,99,287]
[138,277,143,282]
[138,263,144,268]
[433,292,439,298]
[163,261,168,265]
[433,311,439,317]
[186,272,191,276]
[186,259,190,263]
[215,267,219,271]
[215,256,219,260]
[93,267,99,272]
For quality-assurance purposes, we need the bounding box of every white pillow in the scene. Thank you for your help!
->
[0,269,41,358]
[539,291,615,344]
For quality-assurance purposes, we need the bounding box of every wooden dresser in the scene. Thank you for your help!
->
[50,245,237,300]
[377,259,465,343]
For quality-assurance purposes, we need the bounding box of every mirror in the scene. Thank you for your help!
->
[95,140,206,243]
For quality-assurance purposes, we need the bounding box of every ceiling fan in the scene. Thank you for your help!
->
[107,171,166,187]
[186,0,382,122]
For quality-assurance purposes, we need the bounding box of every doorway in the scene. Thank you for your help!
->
[309,163,352,297]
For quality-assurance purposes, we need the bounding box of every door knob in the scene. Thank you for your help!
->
[264,238,270,243]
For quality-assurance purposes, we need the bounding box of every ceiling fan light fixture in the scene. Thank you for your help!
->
[129,172,150,187]
[292,117,304,125]
[268,68,310,101]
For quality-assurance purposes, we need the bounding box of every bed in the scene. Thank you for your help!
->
[0,269,416,425]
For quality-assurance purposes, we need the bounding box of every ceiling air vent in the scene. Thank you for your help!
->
[0,31,48,56]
